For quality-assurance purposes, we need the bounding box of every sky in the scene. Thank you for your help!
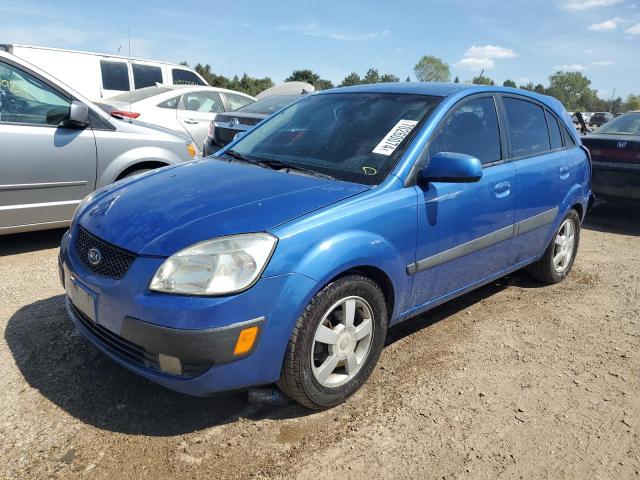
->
[1,0,639,98]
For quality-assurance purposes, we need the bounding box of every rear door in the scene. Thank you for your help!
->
[176,91,226,147]
[411,95,517,307]
[0,59,96,231]
[500,95,583,262]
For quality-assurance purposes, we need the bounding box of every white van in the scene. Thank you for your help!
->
[0,44,209,101]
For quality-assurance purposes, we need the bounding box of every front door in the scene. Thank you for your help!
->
[0,59,96,230]
[176,91,226,149]
[410,95,517,308]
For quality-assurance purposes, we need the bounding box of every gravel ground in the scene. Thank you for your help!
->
[1,203,639,480]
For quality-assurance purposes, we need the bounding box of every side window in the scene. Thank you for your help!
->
[179,92,224,113]
[132,64,163,89]
[562,125,576,146]
[0,61,70,126]
[429,97,501,165]
[503,97,550,157]
[546,110,563,150]
[225,93,253,111]
[157,95,181,109]
[172,69,206,86]
[100,60,130,91]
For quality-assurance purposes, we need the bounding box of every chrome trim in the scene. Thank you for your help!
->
[0,199,81,211]
[0,181,88,191]
[592,160,640,171]
[407,207,559,275]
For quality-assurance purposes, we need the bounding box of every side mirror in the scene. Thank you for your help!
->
[421,152,483,183]
[64,100,90,128]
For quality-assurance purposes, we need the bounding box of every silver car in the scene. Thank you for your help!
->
[0,50,197,235]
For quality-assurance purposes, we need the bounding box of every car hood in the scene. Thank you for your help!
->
[78,159,369,256]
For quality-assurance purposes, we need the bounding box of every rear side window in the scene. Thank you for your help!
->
[562,125,576,146]
[546,111,563,150]
[429,97,502,165]
[172,69,206,86]
[158,95,181,109]
[100,60,130,91]
[225,93,254,111]
[503,98,550,157]
[132,64,163,89]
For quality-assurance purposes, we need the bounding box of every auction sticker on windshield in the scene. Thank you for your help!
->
[372,119,419,156]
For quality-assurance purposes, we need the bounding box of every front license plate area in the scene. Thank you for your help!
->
[65,269,97,322]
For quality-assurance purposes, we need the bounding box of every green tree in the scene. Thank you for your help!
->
[503,79,516,88]
[413,55,450,82]
[519,82,535,91]
[625,94,640,111]
[285,69,333,90]
[534,84,546,94]
[340,72,362,87]
[405,76,411,82]
[546,71,597,111]
[363,68,381,84]
[454,76,460,83]
[380,73,400,83]
[472,75,495,85]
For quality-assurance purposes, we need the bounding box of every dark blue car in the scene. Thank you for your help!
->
[59,83,592,409]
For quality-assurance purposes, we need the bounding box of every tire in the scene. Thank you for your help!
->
[278,275,388,409]
[527,209,581,284]
[121,168,152,179]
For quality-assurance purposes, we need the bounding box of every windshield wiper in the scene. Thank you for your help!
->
[256,158,336,180]
[223,149,260,166]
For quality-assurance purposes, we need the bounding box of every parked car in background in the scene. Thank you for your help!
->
[582,111,640,203]
[589,112,614,128]
[0,44,208,101]
[203,93,306,155]
[0,50,197,235]
[61,83,591,409]
[96,86,255,154]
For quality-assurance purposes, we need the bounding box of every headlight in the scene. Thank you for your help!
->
[187,142,198,159]
[150,233,277,295]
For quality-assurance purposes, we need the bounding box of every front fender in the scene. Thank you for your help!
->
[270,230,412,322]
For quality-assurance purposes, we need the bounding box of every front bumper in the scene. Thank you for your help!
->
[592,161,640,201]
[59,227,318,396]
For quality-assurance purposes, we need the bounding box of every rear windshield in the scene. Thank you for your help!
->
[593,113,640,135]
[107,86,174,102]
[228,93,441,185]
[237,94,302,114]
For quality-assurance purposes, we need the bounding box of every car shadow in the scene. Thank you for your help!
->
[0,228,67,256]
[7,271,537,436]
[5,295,310,436]
[582,202,640,236]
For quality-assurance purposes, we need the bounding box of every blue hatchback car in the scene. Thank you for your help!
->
[59,83,592,409]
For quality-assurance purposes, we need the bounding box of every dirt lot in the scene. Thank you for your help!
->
[1,203,639,480]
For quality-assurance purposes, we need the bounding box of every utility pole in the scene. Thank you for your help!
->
[609,88,616,113]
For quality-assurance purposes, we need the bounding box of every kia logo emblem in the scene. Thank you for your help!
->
[228,118,239,128]
[617,141,628,149]
[87,248,102,266]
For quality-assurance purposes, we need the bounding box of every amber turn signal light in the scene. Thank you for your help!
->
[233,326,259,356]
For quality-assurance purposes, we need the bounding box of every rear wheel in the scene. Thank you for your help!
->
[278,275,387,409]
[527,209,580,284]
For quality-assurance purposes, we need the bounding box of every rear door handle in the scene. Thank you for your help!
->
[559,165,570,179]
[494,181,511,198]
[184,119,199,124]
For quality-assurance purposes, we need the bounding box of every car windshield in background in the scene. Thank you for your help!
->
[593,113,640,135]
[107,86,174,103]
[236,94,301,115]
[228,93,441,185]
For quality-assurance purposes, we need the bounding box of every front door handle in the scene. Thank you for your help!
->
[559,165,570,179]
[494,181,511,198]
[183,119,199,124]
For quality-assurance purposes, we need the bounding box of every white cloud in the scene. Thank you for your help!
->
[453,44,517,71]
[454,57,496,70]
[591,60,615,65]
[564,0,622,11]
[625,22,640,34]
[277,23,390,41]
[553,63,587,71]
[588,19,618,30]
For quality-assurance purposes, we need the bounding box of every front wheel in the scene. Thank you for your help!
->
[527,209,581,284]
[278,275,388,409]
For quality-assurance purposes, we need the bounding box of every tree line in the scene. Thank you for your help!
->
[182,56,640,113]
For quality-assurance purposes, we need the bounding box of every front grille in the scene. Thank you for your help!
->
[215,114,263,126]
[71,302,210,378]
[74,227,136,279]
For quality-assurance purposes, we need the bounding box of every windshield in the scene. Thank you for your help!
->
[594,113,640,135]
[228,92,441,185]
[237,94,302,115]
[107,86,174,102]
